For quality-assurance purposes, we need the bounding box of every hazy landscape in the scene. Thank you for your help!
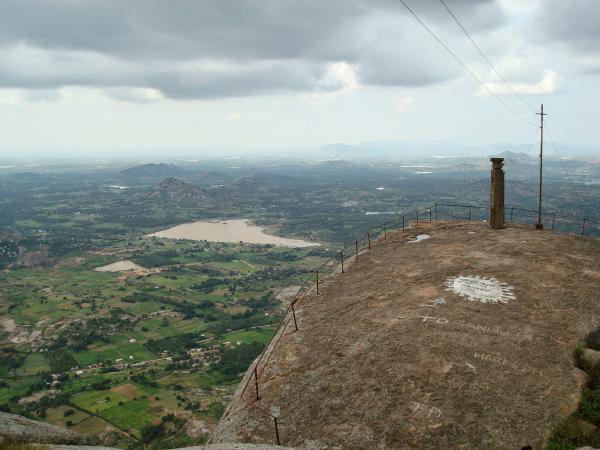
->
[1,0,599,447]
[0,152,599,447]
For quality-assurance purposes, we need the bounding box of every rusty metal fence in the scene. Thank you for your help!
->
[219,202,600,445]
[435,203,600,237]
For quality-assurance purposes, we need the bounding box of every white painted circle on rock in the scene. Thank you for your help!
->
[407,234,430,244]
[444,275,515,304]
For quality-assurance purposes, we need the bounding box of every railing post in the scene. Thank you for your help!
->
[551,213,556,231]
[416,209,419,224]
[384,224,387,240]
[468,206,472,221]
[254,367,260,401]
[291,302,298,331]
[402,215,405,231]
[367,232,371,249]
[434,203,438,221]
[510,207,514,223]
[355,240,358,260]
[429,207,432,221]
[582,218,587,236]
[316,270,319,294]
[340,251,344,273]
[274,416,280,446]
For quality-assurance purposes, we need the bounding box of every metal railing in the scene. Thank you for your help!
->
[435,203,600,237]
[219,202,600,445]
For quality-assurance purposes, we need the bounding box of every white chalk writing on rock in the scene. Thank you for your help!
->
[418,315,449,324]
[473,351,543,376]
[420,298,446,308]
[410,401,442,419]
[412,315,521,338]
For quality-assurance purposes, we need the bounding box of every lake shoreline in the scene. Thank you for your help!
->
[145,219,319,248]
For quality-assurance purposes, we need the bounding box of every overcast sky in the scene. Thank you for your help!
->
[0,0,598,157]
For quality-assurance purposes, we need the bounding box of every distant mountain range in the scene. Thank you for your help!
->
[320,140,600,160]
[121,163,188,178]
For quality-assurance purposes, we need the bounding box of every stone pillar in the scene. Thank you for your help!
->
[489,158,505,229]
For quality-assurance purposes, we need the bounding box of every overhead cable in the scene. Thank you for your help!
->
[524,127,540,156]
[544,121,587,219]
[396,0,537,128]
[438,0,537,113]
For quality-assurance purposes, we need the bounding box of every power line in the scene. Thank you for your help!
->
[544,123,570,176]
[524,127,539,156]
[396,0,538,128]
[544,121,587,219]
[437,0,537,113]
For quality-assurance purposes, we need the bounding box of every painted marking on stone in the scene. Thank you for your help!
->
[444,275,515,304]
[406,234,430,244]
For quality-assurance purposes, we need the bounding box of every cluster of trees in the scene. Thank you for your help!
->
[121,291,160,304]
[48,237,93,257]
[14,392,73,419]
[235,266,307,288]
[89,379,112,391]
[0,347,26,373]
[206,314,273,336]
[192,277,224,293]
[132,250,180,267]
[140,413,191,446]
[243,292,277,311]
[46,350,79,373]
[0,239,18,268]
[183,265,222,276]
[130,373,158,388]
[213,342,264,375]
[249,250,300,264]
[52,316,130,351]
[145,332,203,355]
[182,249,234,263]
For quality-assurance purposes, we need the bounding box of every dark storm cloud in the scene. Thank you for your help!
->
[539,0,600,53]
[148,60,336,99]
[0,0,505,99]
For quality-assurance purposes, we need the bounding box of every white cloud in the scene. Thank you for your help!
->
[0,87,71,105]
[301,62,360,104]
[0,89,23,106]
[396,96,415,112]
[481,69,562,96]
[107,87,164,103]
[320,62,359,91]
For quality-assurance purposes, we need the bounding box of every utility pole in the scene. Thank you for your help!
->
[535,104,547,230]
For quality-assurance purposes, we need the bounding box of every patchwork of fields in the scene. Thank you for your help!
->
[0,235,325,446]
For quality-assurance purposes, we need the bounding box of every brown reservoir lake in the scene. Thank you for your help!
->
[145,219,318,248]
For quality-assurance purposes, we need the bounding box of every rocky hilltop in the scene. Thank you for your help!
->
[149,177,216,206]
[0,411,87,445]
[213,222,600,449]
[0,412,292,449]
